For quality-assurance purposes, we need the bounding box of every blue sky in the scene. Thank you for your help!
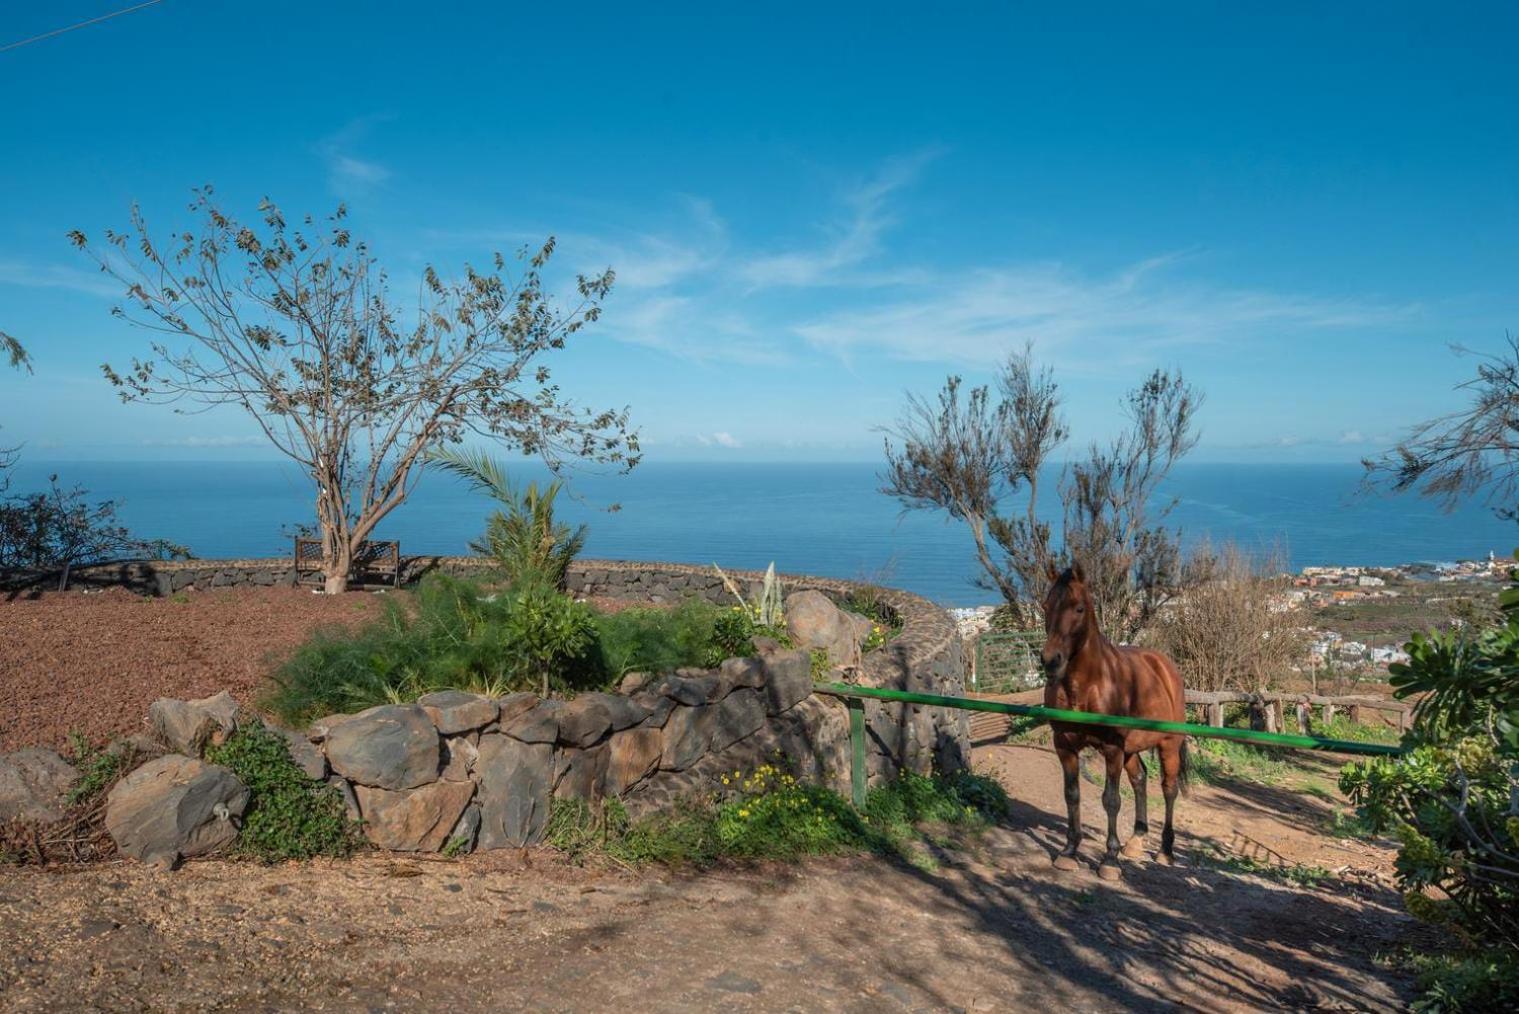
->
[1,1,1515,463]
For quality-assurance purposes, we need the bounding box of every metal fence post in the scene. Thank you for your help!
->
[848,697,867,808]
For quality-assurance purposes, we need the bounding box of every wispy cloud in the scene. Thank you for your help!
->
[695,431,741,448]
[0,260,119,298]
[318,115,394,194]
[738,149,940,289]
[794,257,1414,369]
[141,435,267,448]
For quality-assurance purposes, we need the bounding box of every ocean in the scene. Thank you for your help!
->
[7,460,1514,607]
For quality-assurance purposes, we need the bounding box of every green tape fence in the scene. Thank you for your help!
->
[814,682,1407,808]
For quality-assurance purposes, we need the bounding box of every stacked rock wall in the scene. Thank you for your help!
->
[1,557,968,786]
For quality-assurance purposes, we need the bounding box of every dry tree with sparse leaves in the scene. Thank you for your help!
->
[73,189,639,592]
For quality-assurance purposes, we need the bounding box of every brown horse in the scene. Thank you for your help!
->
[1040,562,1188,879]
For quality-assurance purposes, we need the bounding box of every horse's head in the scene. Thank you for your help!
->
[1041,561,1093,680]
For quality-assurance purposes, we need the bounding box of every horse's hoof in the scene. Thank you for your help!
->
[1097,862,1122,881]
[1121,838,1146,859]
[1052,854,1080,872]
[1153,852,1176,867]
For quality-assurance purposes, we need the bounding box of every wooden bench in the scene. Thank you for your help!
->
[293,538,402,588]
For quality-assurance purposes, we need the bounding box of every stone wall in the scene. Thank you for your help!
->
[90,647,843,864]
[1,556,967,785]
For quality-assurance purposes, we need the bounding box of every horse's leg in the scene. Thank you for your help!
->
[1097,746,1124,880]
[1121,752,1148,858]
[1156,737,1182,865]
[1053,746,1081,872]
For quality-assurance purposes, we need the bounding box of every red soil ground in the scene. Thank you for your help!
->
[0,586,389,752]
[0,586,663,753]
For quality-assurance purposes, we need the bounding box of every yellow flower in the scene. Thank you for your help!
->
[738,808,750,818]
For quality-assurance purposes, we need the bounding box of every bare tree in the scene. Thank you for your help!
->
[1143,541,1305,693]
[882,346,1201,636]
[73,189,639,592]
[1363,335,1519,521]
[1059,369,1203,640]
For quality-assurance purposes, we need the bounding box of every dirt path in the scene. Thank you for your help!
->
[0,738,1415,1012]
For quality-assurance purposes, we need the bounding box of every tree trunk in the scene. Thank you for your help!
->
[324,540,352,594]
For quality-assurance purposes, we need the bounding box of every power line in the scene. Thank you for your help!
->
[0,1,164,55]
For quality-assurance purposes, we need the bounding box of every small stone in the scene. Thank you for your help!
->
[762,649,813,715]
[617,671,650,694]
[711,688,767,753]
[661,704,717,771]
[718,656,766,690]
[632,692,677,728]
[327,776,360,822]
[503,701,560,744]
[707,972,761,995]
[494,693,538,726]
[147,692,239,756]
[440,736,478,782]
[602,694,652,732]
[553,744,609,801]
[0,748,78,824]
[555,696,614,747]
[662,674,719,706]
[104,755,249,866]
[417,690,499,735]
[604,728,661,796]
[274,727,327,781]
[447,803,481,853]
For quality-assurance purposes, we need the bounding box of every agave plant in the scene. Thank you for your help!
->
[430,447,588,590]
[714,560,784,628]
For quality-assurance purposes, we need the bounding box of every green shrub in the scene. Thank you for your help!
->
[1399,948,1519,1013]
[590,599,724,678]
[1339,550,1519,1007]
[709,605,791,664]
[205,722,362,862]
[264,573,598,724]
[64,731,138,804]
[1189,737,1291,786]
[546,765,1007,869]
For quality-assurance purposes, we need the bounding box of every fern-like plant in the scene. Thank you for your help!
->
[431,447,587,589]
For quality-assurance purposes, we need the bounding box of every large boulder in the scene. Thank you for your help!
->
[475,734,553,849]
[147,692,239,756]
[417,691,499,735]
[104,755,249,866]
[353,780,476,852]
[784,590,867,667]
[274,727,327,781]
[0,748,78,824]
[324,704,440,791]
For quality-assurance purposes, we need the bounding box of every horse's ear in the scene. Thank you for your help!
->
[1045,561,1059,583]
[1071,559,1086,582]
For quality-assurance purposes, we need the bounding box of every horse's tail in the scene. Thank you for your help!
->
[1177,737,1191,795]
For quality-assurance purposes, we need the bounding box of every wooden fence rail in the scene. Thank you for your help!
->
[1184,690,1411,734]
